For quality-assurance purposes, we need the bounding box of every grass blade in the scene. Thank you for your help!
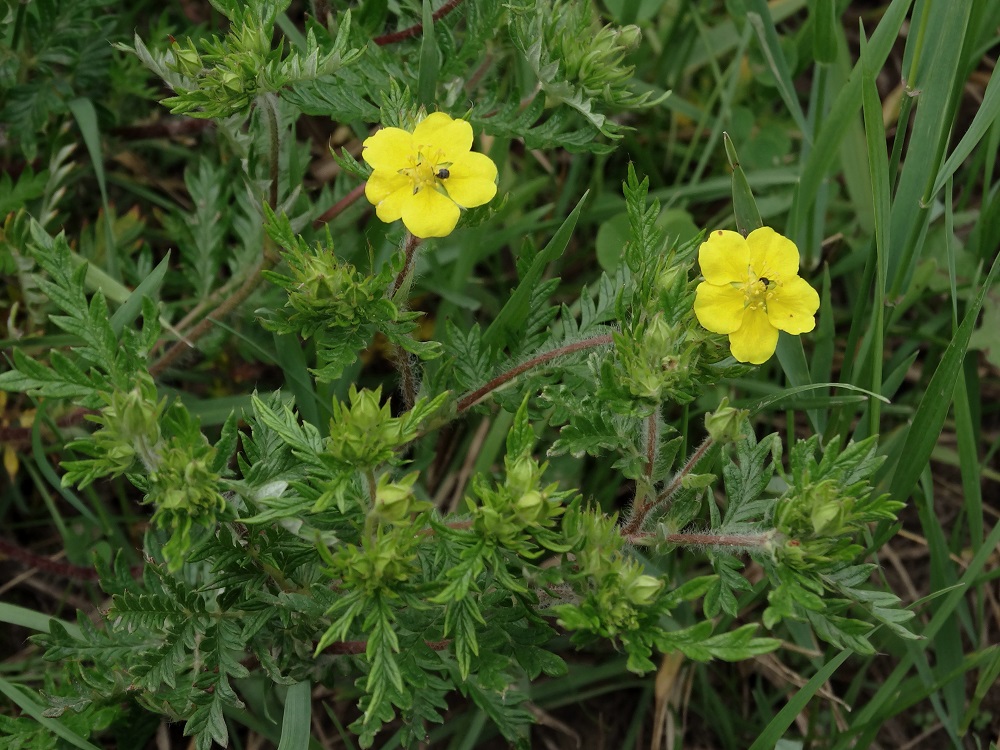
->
[278,681,312,750]
[887,249,1000,503]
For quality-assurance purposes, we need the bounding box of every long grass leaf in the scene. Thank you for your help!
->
[859,25,889,439]
[68,97,116,279]
[887,250,1000,501]
[886,0,974,295]
[278,681,313,750]
[929,51,1000,199]
[748,650,851,750]
[788,0,914,238]
[483,192,588,348]
[746,0,810,141]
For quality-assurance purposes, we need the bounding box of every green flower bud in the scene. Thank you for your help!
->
[373,472,418,524]
[514,490,544,522]
[219,69,244,95]
[644,314,673,355]
[352,389,383,430]
[618,24,642,49]
[171,44,203,77]
[680,472,715,490]
[506,456,537,495]
[810,489,845,536]
[656,264,684,293]
[623,573,662,605]
[704,398,747,445]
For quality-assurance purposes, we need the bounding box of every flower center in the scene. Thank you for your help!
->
[742,269,776,311]
[400,147,452,195]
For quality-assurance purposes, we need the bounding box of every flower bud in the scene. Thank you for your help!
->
[514,490,544,522]
[809,486,845,535]
[506,456,537,495]
[171,44,203,77]
[644,314,673,355]
[352,390,383,430]
[373,472,418,524]
[624,573,662,605]
[617,25,642,49]
[704,398,747,445]
[219,69,244,95]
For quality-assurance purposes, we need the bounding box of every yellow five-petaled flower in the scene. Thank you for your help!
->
[362,112,498,239]
[693,227,819,364]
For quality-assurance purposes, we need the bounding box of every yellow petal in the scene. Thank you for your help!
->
[694,281,745,334]
[443,152,497,207]
[365,170,411,205]
[413,112,473,159]
[747,226,799,281]
[767,275,819,334]
[402,187,461,238]
[362,127,414,172]
[699,230,750,285]
[728,308,779,364]
[449,151,497,182]
[374,185,412,223]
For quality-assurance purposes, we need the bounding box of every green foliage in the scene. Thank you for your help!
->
[261,208,440,382]
[5,0,977,748]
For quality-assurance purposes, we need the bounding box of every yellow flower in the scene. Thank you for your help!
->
[693,227,819,364]
[362,112,498,238]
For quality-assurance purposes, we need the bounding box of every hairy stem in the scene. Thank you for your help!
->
[0,537,143,580]
[627,530,775,549]
[645,411,658,478]
[390,232,422,299]
[394,348,418,411]
[622,436,714,536]
[262,93,281,211]
[456,334,614,414]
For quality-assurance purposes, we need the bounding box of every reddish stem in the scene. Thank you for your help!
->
[0,537,143,581]
[644,412,657,478]
[322,638,451,655]
[0,538,100,581]
[312,182,367,229]
[456,334,614,414]
[373,0,466,46]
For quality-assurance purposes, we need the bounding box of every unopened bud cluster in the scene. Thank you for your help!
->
[540,0,642,103]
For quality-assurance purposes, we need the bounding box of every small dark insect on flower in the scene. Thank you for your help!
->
[759,277,771,287]
[436,168,450,179]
